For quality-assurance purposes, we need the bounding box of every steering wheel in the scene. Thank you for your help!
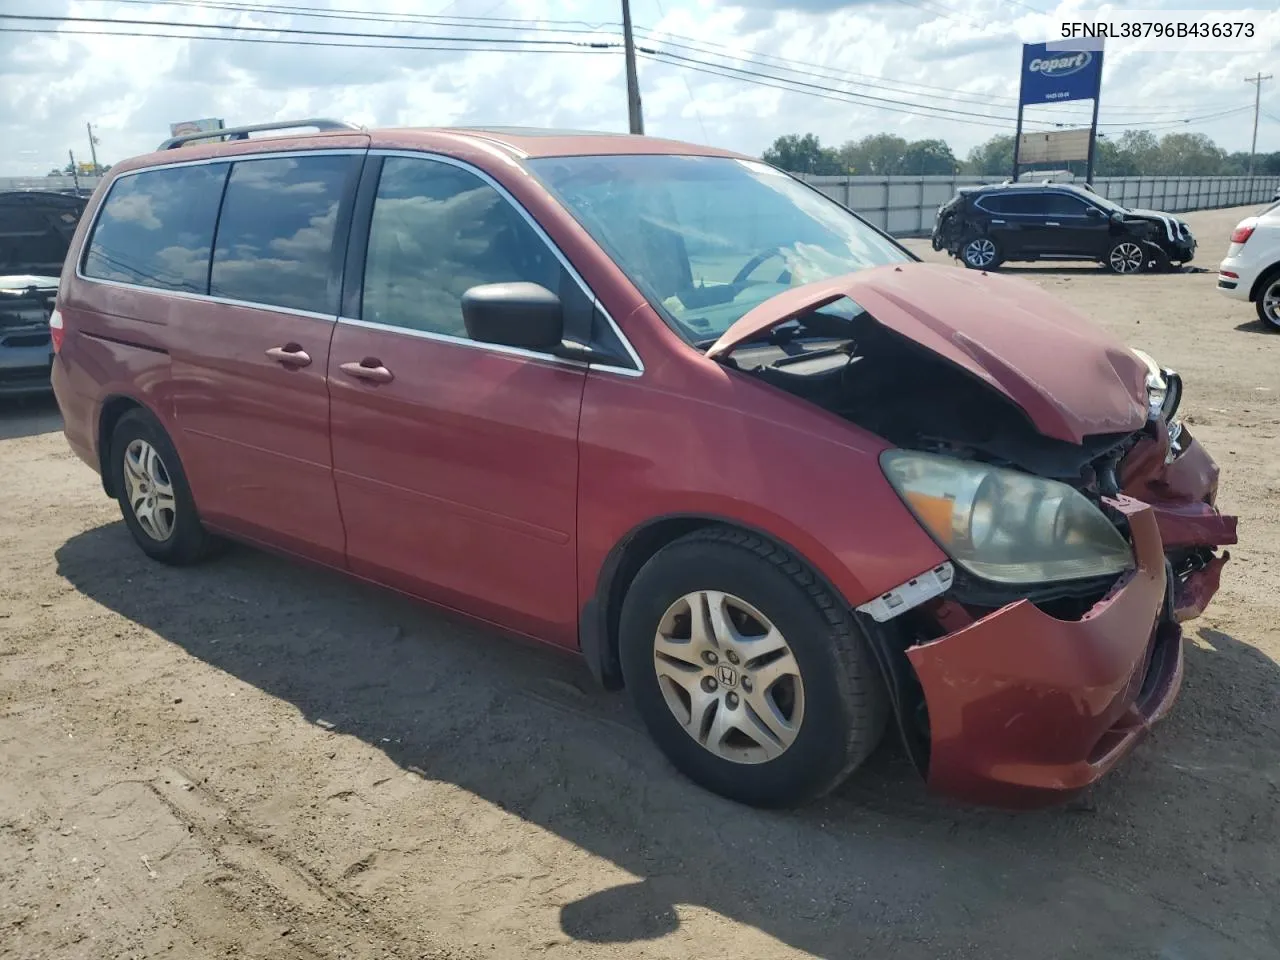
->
[732,247,787,287]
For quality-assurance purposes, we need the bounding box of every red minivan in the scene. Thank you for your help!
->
[51,120,1237,809]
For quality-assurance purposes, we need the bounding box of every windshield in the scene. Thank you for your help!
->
[526,154,910,343]
[1076,187,1126,213]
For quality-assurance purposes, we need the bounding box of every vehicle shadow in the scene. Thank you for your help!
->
[0,393,61,440]
[1234,318,1277,335]
[54,523,1280,959]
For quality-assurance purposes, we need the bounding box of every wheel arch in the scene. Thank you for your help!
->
[1248,261,1280,303]
[96,394,146,497]
[579,513,857,691]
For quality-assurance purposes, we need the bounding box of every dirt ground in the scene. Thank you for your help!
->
[2,204,1278,960]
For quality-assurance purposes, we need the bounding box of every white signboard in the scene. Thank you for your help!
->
[1018,128,1092,164]
[168,118,225,144]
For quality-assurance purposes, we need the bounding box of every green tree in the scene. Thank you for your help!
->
[1095,137,1137,176]
[762,133,843,174]
[962,135,1014,176]
[1115,130,1160,174]
[1154,132,1226,175]
[902,138,958,174]
[837,133,908,175]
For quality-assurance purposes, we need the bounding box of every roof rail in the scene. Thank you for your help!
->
[157,118,361,151]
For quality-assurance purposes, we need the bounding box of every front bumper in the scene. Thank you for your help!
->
[908,497,1178,808]
[0,338,54,397]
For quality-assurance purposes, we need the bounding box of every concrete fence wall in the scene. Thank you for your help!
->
[0,176,102,195]
[800,174,1280,238]
[4,173,1278,240]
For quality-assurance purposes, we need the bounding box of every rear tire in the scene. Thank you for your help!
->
[618,526,887,808]
[960,235,1001,270]
[109,408,218,565]
[1255,270,1280,331]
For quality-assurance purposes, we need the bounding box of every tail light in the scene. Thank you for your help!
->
[1220,270,1239,279]
[49,307,65,353]
[1230,224,1255,244]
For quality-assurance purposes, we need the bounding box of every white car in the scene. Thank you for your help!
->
[1218,200,1280,330]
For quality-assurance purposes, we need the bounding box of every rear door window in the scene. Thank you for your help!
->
[83,164,229,293]
[210,154,360,315]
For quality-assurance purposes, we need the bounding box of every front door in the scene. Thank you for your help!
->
[327,154,586,645]
[1040,192,1110,257]
[170,152,364,566]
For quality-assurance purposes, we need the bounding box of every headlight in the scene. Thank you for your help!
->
[1131,348,1181,421]
[881,451,1134,585]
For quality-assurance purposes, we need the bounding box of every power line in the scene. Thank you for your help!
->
[0,25,616,55]
[11,7,1260,137]
[92,0,617,34]
[631,28,1246,119]
[70,0,1251,125]
[0,13,610,48]
[636,50,1025,129]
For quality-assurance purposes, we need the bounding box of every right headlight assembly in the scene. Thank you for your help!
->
[881,450,1134,585]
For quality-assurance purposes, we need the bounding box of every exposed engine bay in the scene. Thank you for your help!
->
[720,302,1138,486]
[713,294,1237,778]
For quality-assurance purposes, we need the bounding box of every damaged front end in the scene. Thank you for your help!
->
[709,263,1236,806]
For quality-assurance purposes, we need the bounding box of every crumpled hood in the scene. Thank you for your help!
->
[707,262,1149,444]
[1123,208,1188,243]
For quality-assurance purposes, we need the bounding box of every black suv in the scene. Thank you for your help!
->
[931,183,1195,274]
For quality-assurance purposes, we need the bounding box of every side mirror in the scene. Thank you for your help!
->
[1085,206,1104,220]
[461,282,563,351]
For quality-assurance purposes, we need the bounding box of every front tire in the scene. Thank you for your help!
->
[109,408,217,565]
[960,235,1001,270]
[1107,240,1146,274]
[618,527,887,808]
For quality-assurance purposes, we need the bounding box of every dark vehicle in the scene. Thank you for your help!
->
[0,191,87,395]
[932,183,1196,274]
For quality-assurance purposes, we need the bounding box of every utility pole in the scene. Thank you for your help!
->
[1245,72,1272,175]
[68,149,80,192]
[621,0,644,134]
[86,122,100,174]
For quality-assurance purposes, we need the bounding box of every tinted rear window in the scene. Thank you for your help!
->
[209,155,358,314]
[83,164,228,293]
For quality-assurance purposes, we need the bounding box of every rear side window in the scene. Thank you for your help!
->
[210,155,359,315]
[361,156,561,338]
[83,164,228,292]
[978,193,1044,215]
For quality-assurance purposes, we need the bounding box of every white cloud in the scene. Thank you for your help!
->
[1,0,1277,176]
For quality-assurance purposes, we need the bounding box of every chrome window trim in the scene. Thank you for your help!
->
[368,148,644,377]
[74,148,367,317]
[74,145,645,379]
[69,273,340,323]
[337,315,595,371]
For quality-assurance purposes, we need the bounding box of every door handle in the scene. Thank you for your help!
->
[990,219,1007,224]
[340,359,394,384]
[1045,221,1061,226]
[266,344,312,367]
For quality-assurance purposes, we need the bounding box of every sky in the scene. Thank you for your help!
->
[1,0,1278,176]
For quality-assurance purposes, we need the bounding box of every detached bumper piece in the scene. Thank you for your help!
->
[907,497,1179,809]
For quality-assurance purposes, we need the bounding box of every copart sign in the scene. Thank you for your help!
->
[1018,42,1104,105]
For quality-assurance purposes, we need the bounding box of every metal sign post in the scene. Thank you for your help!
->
[1013,42,1105,183]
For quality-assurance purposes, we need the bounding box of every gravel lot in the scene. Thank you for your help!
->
[2,204,1277,960]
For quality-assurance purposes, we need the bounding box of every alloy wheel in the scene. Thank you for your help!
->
[652,590,805,764]
[123,438,177,541]
[964,238,996,268]
[1263,279,1280,327]
[1109,242,1145,274]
